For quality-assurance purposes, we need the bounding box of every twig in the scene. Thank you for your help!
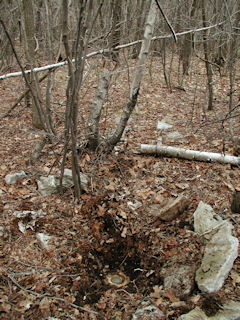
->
[200,221,227,236]
[155,0,177,43]
[7,273,99,315]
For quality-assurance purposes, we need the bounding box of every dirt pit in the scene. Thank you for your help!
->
[72,213,163,307]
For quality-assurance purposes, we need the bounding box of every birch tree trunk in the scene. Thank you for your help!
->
[87,69,112,150]
[106,0,157,147]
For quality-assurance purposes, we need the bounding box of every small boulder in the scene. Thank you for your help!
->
[61,169,88,190]
[160,261,195,299]
[194,201,227,242]
[132,304,165,320]
[194,202,239,294]
[5,171,27,185]
[154,195,189,222]
[36,233,53,251]
[37,170,88,196]
[195,224,239,293]
[178,301,240,320]
[37,175,57,196]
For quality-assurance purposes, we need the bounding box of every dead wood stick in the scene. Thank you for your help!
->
[7,273,98,315]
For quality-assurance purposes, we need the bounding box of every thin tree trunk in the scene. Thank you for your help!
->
[201,0,214,110]
[23,0,44,128]
[60,0,98,199]
[109,0,122,63]
[106,0,157,147]
[44,0,55,135]
[180,0,197,75]
[87,69,112,150]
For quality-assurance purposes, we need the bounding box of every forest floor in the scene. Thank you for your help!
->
[0,55,240,319]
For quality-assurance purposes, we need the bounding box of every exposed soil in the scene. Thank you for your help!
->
[0,56,240,319]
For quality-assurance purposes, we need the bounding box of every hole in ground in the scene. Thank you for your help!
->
[74,214,163,306]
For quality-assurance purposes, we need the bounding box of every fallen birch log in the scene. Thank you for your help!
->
[140,143,240,166]
[0,23,223,80]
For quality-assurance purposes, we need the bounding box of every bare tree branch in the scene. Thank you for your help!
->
[154,0,177,43]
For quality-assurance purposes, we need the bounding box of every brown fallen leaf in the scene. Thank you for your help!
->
[163,289,179,303]
[150,285,163,299]
[39,297,51,317]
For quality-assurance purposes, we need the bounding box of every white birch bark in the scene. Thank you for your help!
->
[0,23,223,80]
[87,68,111,150]
[106,0,157,146]
[140,143,240,166]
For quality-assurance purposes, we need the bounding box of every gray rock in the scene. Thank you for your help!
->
[36,233,52,251]
[195,224,239,293]
[157,120,173,130]
[194,201,229,242]
[5,171,27,184]
[132,304,165,320]
[0,225,4,237]
[194,202,239,294]
[37,170,88,196]
[178,301,240,320]
[166,131,183,139]
[37,175,57,196]
[62,168,88,189]
[62,168,74,188]
[160,261,195,298]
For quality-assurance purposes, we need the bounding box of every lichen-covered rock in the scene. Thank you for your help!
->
[178,301,240,320]
[61,169,88,190]
[132,304,165,320]
[5,171,27,184]
[37,170,88,195]
[160,261,195,298]
[37,175,57,196]
[194,201,227,242]
[195,224,239,293]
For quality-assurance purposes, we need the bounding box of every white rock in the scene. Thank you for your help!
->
[37,233,52,251]
[195,224,239,293]
[157,120,173,130]
[37,175,57,196]
[166,131,183,139]
[5,171,27,184]
[62,169,88,189]
[37,171,88,195]
[194,202,239,293]
[194,201,229,242]
[178,301,240,320]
